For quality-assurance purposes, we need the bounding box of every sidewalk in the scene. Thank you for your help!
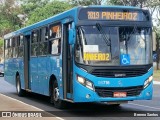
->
[0,93,61,120]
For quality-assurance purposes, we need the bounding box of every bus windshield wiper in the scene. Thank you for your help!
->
[96,23,111,46]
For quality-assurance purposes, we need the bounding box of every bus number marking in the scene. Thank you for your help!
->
[87,11,100,19]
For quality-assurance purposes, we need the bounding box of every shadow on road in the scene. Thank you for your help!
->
[10,92,141,117]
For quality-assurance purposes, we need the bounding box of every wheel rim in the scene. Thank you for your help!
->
[54,87,59,102]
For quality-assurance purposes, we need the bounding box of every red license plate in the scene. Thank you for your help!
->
[113,92,127,97]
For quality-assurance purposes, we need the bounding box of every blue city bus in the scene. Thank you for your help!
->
[4,6,153,108]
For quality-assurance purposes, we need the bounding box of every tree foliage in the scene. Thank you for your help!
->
[0,0,22,36]
[69,0,102,5]
[0,0,73,36]
[26,1,73,25]
[20,0,49,15]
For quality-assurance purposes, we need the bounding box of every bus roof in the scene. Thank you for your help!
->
[4,5,143,39]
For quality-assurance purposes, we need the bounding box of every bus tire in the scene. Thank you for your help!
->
[51,80,66,109]
[16,75,25,97]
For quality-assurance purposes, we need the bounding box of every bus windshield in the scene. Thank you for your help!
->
[75,26,152,66]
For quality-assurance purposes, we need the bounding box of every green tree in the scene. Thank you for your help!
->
[26,1,73,25]
[0,0,22,36]
[69,0,103,5]
[108,0,147,8]
[20,0,49,15]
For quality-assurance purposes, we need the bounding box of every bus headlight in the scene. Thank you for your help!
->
[77,76,85,84]
[77,75,95,91]
[144,76,153,89]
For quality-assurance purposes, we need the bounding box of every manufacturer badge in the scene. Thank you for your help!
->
[118,80,123,86]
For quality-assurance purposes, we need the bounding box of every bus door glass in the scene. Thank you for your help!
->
[24,35,31,90]
[62,22,73,99]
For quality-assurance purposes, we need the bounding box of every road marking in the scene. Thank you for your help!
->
[56,117,65,120]
[0,93,65,120]
[153,81,160,85]
[129,103,160,110]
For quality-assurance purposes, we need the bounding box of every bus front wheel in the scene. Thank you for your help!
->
[51,80,66,109]
[16,75,25,97]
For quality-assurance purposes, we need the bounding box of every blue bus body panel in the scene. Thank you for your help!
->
[4,58,25,88]
[29,55,63,96]
[73,65,153,102]
[37,56,50,95]
[30,57,38,92]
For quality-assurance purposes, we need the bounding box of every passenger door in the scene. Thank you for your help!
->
[24,35,31,90]
[62,22,73,100]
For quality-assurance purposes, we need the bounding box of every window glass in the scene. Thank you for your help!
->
[38,27,49,56]
[32,31,38,43]
[9,39,12,48]
[40,27,48,42]
[13,48,18,58]
[50,39,61,54]
[75,26,119,66]
[39,42,48,55]
[18,46,23,57]
[8,39,11,48]
[31,30,39,56]
[8,48,12,58]
[31,44,38,56]
[5,39,8,49]
[12,37,17,47]
[49,24,61,38]
[17,35,24,57]
[5,49,8,59]
[19,35,24,46]
[119,27,152,65]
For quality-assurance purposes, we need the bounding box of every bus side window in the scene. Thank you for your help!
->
[12,37,18,58]
[39,27,48,56]
[49,24,61,39]
[8,38,13,58]
[50,39,61,54]
[4,39,9,59]
[31,30,39,56]
[18,35,24,57]
[49,23,61,55]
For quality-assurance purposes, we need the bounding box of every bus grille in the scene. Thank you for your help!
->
[90,68,147,78]
[95,86,143,97]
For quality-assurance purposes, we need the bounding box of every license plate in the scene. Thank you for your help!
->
[113,92,127,97]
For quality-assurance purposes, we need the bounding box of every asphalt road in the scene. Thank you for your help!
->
[0,77,160,120]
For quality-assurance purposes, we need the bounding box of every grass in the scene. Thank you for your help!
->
[153,70,160,81]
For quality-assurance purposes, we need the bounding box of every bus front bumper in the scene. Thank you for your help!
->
[73,81,153,103]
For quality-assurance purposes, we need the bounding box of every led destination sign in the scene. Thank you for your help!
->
[87,11,138,20]
[79,8,149,21]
